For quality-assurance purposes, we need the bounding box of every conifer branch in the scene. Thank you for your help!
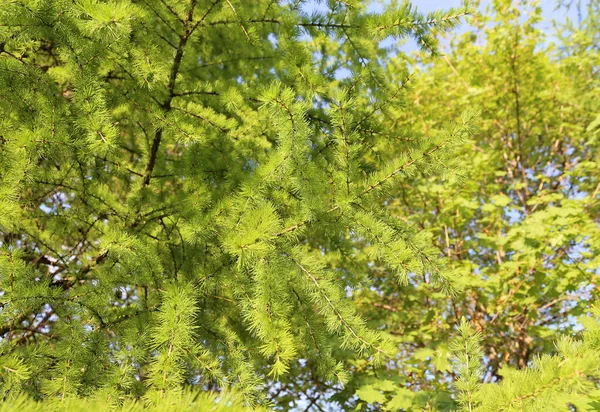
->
[189,0,222,35]
[142,0,218,187]
[196,18,357,30]
[291,258,390,358]
[141,0,181,37]
[225,0,250,41]
[511,370,584,403]
[353,71,415,130]
[171,106,230,133]
[376,12,471,32]
[290,287,321,356]
[0,313,29,337]
[358,136,451,197]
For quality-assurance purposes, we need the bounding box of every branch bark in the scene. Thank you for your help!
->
[142,0,220,186]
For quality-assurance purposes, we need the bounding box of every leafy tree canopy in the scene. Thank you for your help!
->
[0,0,598,410]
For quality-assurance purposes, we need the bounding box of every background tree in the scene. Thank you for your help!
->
[340,0,600,410]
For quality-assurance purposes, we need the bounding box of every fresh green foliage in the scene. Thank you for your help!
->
[0,0,474,409]
[451,318,483,411]
[1,0,599,410]
[0,390,262,412]
[450,307,600,411]
[338,0,600,410]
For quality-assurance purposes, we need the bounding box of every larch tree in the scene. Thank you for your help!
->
[0,0,472,409]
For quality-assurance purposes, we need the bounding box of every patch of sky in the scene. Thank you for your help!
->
[268,32,278,47]
[381,0,582,54]
[243,158,258,173]
[298,0,583,87]
[39,191,71,214]
[345,285,354,297]
[505,206,524,224]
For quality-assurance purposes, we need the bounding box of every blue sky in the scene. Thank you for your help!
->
[369,0,581,21]
[301,1,584,56]
[367,0,583,53]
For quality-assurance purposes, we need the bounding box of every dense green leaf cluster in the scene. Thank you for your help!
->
[1,0,599,410]
[452,308,600,411]
[0,0,473,408]
[343,0,600,410]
